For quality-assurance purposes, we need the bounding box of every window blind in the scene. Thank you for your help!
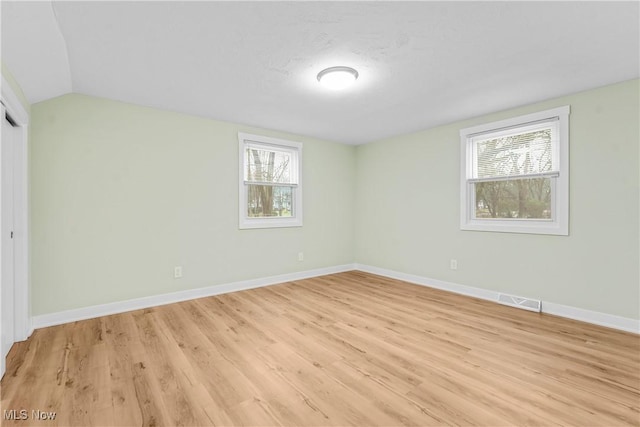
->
[470,119,559,181]
[244,144,297,184]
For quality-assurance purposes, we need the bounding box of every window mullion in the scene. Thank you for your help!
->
[244,181,297,187]
[468,171,559,184]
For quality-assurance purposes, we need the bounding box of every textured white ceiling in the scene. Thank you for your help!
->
[2,1,639,144]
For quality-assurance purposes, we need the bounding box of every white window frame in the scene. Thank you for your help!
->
[459,106,570,235]
[238,132,303,229]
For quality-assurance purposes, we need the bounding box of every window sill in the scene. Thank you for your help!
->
[461,219,568,236]
[239,217,303,230]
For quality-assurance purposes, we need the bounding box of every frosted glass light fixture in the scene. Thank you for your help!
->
[317,66,359,90]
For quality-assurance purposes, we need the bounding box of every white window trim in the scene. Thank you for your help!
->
[238,132,303,229]
[459,105,570,236]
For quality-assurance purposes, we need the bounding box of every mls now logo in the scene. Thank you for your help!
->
[3,409,57,421]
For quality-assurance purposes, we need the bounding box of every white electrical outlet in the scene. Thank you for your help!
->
[450,259,458,270]
[174,266,183,278]
[298,252,304,262]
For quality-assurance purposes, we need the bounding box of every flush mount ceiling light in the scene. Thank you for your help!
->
[317,66,359,90]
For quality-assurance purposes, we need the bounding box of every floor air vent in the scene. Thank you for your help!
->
[497,293,541,312]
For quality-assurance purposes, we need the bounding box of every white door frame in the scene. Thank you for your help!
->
[1,75,31,343]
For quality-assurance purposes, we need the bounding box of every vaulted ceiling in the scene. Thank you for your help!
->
[2,1,638,144]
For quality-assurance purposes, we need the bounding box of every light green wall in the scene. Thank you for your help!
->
[31,81,639,320]
[355,79,640,319]
[30,94,356,315]
[1,63,30,113]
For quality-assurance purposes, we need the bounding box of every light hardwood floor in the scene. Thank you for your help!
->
[1,271,639,426]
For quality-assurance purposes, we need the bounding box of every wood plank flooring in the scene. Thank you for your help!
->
[1,271,639,426]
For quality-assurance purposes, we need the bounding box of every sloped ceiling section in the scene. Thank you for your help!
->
[2,1,639,144]
[1,0,72,104]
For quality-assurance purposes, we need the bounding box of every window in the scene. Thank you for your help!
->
[238,133,302,229]
[460,106,569,235]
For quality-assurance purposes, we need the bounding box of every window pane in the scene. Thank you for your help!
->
[245,147,293,184]
[475,127,553,179]
[247,185,294,218]
[474,178,551,219]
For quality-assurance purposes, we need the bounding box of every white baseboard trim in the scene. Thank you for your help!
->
[32,264,356,329]
[541,301,640,334]
[31,263,639,335]
[354,264,640,334]
[355,263,500,301]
